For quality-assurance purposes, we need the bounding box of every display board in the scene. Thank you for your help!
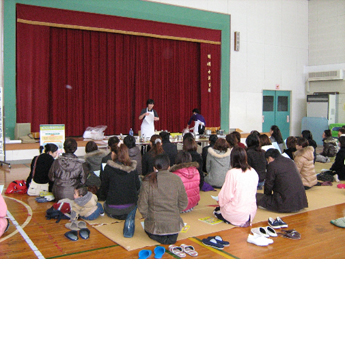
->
[39,124,65,152]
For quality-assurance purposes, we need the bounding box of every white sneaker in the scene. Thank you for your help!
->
[247,233,273,246]
[251,227,270,238]
[265,226,278,237]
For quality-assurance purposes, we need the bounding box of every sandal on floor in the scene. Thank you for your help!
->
[79,228,90,240]
[213,235,230,246]
[64,230,79,241]
[202,237,224,249]
[65,222,79,231]
[181,244,198,257]
[168,245,186,258]
[154,246,165,259]
[277,229,301,239]
[77,221,87,229]
[138,249,152,259]
[330,217,345,228]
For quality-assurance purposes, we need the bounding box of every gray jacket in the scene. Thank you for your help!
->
[49,153,87,201]
[204,148,231,188]
[138,170,188,235]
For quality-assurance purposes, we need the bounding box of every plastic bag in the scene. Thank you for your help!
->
[83,125,107,140]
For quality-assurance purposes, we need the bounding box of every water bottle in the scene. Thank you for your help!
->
[129,128,133,136]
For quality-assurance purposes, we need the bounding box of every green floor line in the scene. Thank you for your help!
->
[47,244,119,259]
[192,237,240,259]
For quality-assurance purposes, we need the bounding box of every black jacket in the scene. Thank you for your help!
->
[27,153,55,191]
[188,150,204,189]
[331,147,345,180]
[162,141,178,166]
[246,147,266,182]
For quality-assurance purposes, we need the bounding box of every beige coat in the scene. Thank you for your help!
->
[294,146,317,187]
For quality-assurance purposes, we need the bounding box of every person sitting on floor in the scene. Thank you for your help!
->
[329,136,345,181]
[71,186,104,221]
[138,153,188,245]
[160,131,178,166]
[293,137,318,190]
[84,141,106,192]
[170,151,200,213]
[0,194,9,238]
[26,143,59,195]
[202,134,218,173]
[204,138,231,188]
[259,134,276,151]
[183,135,204,190]
[246,133,266,189]
[48,138,87,201]
[316,129,338,163]
[270,125,286,153]
[283,136,297,160]
[301,130,317,163]
[101,136,120,179]
[124,134,142,175]
[214,146,258,227]
[256,149,308,213]
[99,144,140,238]
[142,134,164,176]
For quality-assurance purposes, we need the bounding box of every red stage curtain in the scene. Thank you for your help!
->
[16,5,221,136]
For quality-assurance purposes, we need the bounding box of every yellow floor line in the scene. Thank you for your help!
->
[189,237,236,259]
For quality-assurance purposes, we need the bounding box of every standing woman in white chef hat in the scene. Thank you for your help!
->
[139,99,159,139]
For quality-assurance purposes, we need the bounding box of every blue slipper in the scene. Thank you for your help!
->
[64,230,79,241]
[202,237,224,249]
[79,228,90,240]
[138,249,152,259]
[154,246,165,259]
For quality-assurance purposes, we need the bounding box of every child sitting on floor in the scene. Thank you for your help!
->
[71,186,104,221]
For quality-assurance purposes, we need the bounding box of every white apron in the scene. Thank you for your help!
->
[141,109,155,139]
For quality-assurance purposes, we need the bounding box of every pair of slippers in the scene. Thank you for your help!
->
[64,221,90,241]
[277,229,301,240]
[168,244,198,258]
[201,235,229,249]
[138,246,165,259]
[64,229,90,241]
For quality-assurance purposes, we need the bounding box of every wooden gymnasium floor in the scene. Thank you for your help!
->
[1,162,345,259]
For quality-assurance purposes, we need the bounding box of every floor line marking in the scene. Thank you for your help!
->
[6,210,45,259]
[0,196,33,243]
[190,237,239,259]
[47,244,120,259]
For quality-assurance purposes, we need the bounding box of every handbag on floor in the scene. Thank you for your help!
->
[27,156,49,196]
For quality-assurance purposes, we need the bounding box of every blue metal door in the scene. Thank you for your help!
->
[262,90,290,139]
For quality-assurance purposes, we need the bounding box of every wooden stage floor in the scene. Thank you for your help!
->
[1,163,345,259]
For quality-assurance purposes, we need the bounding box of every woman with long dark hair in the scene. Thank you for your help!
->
[99,144,140,238]
[142,134,164,176]
[270,125,285,153]
[183,136,204,189]
[26,143,59,195]
[214,146,258,227]
[138,154,188,244]
[246,133,266,189]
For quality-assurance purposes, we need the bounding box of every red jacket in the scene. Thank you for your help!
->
[170,162,200,211]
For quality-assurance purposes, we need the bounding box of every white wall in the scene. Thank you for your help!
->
[306,0,345,122]
[147,0,309,136]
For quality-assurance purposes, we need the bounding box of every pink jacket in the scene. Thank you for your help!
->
[170,162,200,211]
[0,194,8,237]
[218,167,258,227]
